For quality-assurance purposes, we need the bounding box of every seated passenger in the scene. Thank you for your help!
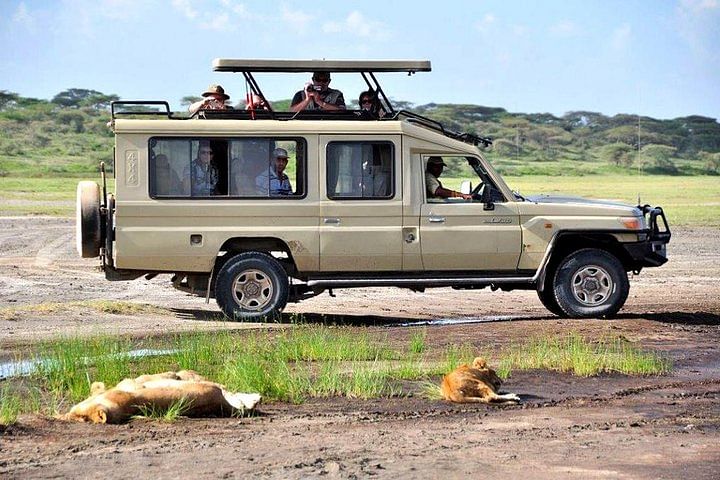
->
[425,156,471,200]
[188,84,233,114]
[290,72,346,112]
[358,90,386,119]
[255,148,293,196]
[154,154,182,195]
[182,141,218,196]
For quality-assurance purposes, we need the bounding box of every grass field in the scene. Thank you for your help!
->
[0,329,669,424]
[1,175,717,226]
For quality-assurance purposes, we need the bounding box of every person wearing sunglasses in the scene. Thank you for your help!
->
[358,90,386,119]
[290,72,346,112]
[182,141,219,196]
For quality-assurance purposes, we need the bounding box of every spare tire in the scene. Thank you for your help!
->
[76,181,102,258]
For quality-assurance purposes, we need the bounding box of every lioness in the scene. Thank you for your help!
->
[62,370,261,424]
[441,357,520,404]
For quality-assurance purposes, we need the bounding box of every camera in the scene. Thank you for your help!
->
[307,84,323,92]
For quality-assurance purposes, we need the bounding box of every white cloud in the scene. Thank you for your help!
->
[172,0,198,19]
[550,20,580,37]
[679,0,718,12]
[676,0,720,61]
[200,12,231,31]
[321,11,388,39]
[475,13,496,34]
[611,23,632,50]
[12,2,36,30]
[281,4,314,35]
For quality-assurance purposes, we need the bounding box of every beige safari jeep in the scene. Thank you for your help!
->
[76,59,671,320]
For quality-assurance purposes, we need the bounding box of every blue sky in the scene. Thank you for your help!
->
[1,0,718,119]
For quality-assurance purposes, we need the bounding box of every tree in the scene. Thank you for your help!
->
[181,95,202,107]
[601,143,635,167]
[82,92,120,110]
[0,91,20,111]
[639,144,678,174]
[52,88,105,108]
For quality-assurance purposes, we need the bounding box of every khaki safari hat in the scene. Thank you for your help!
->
[427,156,447,166]
[202,84,230,100]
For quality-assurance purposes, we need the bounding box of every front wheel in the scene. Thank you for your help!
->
[215,252,289,321]
[551,249,629,318]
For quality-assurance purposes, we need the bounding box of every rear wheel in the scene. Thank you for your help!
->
[215,252,289,321]
[76,181,102,258]
[552,248,629,318]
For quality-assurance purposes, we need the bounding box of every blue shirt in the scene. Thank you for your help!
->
[255,168,292,196]
[183,160,218,196]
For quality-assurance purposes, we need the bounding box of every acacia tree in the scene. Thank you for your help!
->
[0,90,20,110]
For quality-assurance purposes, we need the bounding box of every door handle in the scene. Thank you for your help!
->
[323,217,341,225]
[428,216,446,223]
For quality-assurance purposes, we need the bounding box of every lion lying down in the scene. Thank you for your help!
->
[441,357,520,404]
[62,370,261,424]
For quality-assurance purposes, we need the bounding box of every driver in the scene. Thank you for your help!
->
[425,157,472,200]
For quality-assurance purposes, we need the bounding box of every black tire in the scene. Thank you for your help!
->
[76,181,102,258]
[552,248,629,318]
[537,284,566,317]
[215,252,289,321]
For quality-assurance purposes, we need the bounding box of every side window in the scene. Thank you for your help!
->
[326,142,393,199]
[149,137,305,199]
[229,138,305,197]
[150,138,228,198]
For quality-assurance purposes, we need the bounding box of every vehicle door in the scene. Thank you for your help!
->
[419,155,522,271]
[319,136,402,271]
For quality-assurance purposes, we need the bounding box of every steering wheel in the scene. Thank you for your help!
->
[471,182,485,200]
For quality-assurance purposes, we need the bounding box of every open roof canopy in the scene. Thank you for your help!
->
[212,59,431,73]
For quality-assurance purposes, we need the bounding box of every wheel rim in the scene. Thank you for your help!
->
[571,264,614,306]
[231,269,274,311]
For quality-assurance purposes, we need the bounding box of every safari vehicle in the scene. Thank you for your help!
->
[76,59,671,320]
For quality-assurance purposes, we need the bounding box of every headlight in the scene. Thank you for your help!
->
[619,216,645,230]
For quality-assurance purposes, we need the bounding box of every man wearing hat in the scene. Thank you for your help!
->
[188,84,233,114]
[255,148,293,196]
[426,156,472,200]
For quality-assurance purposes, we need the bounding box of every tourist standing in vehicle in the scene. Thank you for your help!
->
[358,90,385,119]
[290,72,346,112]
[256,148,293,196]
[188,84,232,114]
[182,141,218,196]
[425,156,472,200]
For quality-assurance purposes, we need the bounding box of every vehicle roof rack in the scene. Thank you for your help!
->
[111,101,177,121]
[110,60,491,147]
[394,110,492,147]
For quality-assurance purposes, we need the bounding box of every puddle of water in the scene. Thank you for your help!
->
[396,315,522,327]
[0,348,178,380]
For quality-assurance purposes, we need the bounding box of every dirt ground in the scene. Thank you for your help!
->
[1,217,719,479]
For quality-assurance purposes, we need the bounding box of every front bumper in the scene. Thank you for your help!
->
[623,206,671,268]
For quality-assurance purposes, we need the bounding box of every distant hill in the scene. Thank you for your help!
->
[1,89,718,177]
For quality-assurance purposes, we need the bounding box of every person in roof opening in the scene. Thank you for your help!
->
[256,148,293,196]
[425,156,472,200]
[182,141,218,196]
[290,72,346,112]
[188,84,233,114]
[358,90,385,119]
[245,93,271,111]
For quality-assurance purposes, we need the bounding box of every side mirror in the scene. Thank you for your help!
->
[460,180,472,195]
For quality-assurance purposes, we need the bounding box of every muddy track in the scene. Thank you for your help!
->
[1,217,719,479]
